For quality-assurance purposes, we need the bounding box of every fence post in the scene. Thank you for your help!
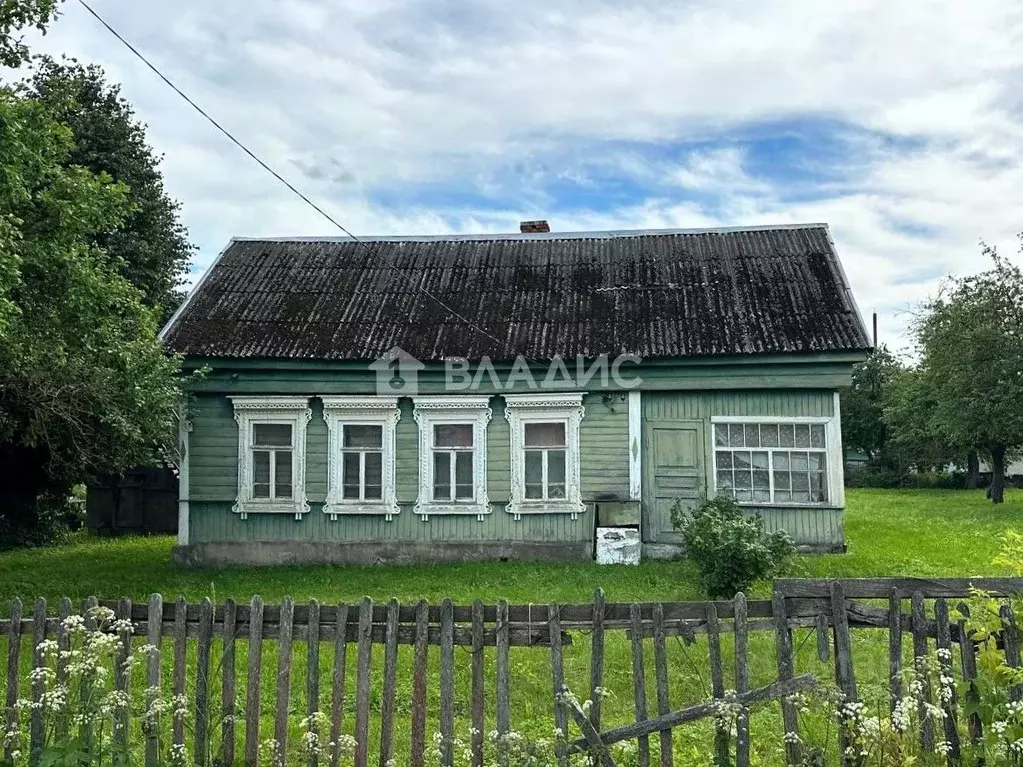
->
[934,598,961,763]
[411,600,429,767]
[705,602,730,767]
[734,593,750,767]
[549,603,568,767]
[306,598,321,767]
[145,594,163,767]
[887,589,902,715]
[470,600,485,767]
[195,597,213,766]
[354,597,373,767]
[630,602,651,767]
[773,589,801,765]
[956,602,983,744]
[379,598,400,767]
[652,602,673,767]
[244,595,265,766]
[590,588,606,733]
[329,603,349,767]
[172,597,187,754]
[831,581,859,767]
[222,597,237,767]
[911,591,934,752]
[439,598,455,767]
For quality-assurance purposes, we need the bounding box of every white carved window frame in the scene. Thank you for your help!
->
[412,395,492,521]
[230,396,311,520]
[322,396,401,521]
[505,392,586,521]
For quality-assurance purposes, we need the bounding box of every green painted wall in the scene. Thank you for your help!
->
[642,390,842,547]
[188,392,627,544]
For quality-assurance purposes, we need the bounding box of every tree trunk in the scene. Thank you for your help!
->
[965,450,981,490]
[990,444,1006,504]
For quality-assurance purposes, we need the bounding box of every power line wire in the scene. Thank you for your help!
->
[76,0,511,353]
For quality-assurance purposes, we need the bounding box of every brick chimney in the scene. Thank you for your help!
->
[520,220,550,233]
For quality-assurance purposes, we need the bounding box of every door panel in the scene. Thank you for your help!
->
[642,420,704,543]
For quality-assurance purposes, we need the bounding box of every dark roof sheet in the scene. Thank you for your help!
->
[161,224,871,361]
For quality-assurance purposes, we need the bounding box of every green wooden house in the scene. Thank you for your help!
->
[161,223,870,566]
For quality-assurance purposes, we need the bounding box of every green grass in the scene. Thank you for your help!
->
[1,487,1020,765]
[0,487,1019,605]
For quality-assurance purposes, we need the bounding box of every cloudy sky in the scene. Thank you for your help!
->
[24,0,1023,348]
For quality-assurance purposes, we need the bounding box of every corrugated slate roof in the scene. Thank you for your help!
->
[161,224,871,361]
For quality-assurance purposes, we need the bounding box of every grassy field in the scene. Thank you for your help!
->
[1,487,1021,765]
[1,488,1021,605]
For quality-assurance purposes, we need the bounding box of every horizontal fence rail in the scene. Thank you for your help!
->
[0,578,1021,766]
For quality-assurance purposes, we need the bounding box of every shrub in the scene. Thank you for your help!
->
[671,496,794,598]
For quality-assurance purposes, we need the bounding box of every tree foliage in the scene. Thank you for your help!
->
[840,344,904,463]
[0,89,183,539]
[912,242,1023,502]
[21,57,194,316]
[0,0,59,68]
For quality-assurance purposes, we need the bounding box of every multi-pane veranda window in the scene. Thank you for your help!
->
[341,425,383,501]
[432,424,474,501]
[714,422,828,504]
[251,423,293,500]
[524,422,567,499]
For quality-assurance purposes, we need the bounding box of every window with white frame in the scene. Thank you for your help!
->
[230,396,311,519]
[712,418,842,505]
[413,396,491,520]
[323,396,400,521]
[505,393,585,520]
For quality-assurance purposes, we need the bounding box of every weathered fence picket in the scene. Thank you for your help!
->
[2,578,1023,766]
[911,590,934,752]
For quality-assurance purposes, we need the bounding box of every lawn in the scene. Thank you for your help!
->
[1,487,1021,765]
[0,487,1019,605]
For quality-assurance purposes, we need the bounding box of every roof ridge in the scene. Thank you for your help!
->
[230,222,830,244]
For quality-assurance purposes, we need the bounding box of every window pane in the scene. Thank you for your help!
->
[791,452,809,471]
[807,452,826,471]
[344,425,382,448]
[548,450,566,486]
[752,487,771,503]
[274,451,293,499]
[364,452,382,487]
[716,451,733,470]
[792,473,810,492]
[729,424,745,447]
[773,470,791,490]
[779,424,795,447]
[734,488,752,502]
[253,483,271,499]
[794,424,811,448]
[253,423,292,447]
[774,452,790,470]
[524,451,543,499]
[810,472,828,502]
[525,483,543,499]
[753,469,770,491]
[433,452,450,500]
[734,451,751,470]
[775,490,792,503]
[253,450,271,484]
[455,451,473,487]
[714,424,729,446]
[752,451,769,469]
[744,424,760,448]
[760,424,779,447]
[790,489,811,503]
[734,471,752,490]
[548,483,566,499]
[716,471,733,491]
[810,424,826,448]
[434,424,473,447]
[525,422,565,447]
[342,452,360,499]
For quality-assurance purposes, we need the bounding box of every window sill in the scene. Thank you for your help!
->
[324,501,399,522]
[733,501,843,511]
[506,500,586,521]
[412,501,491,521]
[233,500,308,520]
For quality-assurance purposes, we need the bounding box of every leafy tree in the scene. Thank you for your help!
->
[0,89,183,541]
[913,242,1023,503]
[882,366,963,475]
[21,57,194,316]
[840,344,904,464]
[0,0,59,68]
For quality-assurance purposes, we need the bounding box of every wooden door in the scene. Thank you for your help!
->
[642,419,704,543]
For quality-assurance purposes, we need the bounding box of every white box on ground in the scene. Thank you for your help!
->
[595,527,641,565]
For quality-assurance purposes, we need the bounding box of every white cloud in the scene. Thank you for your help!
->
[11,0,1023,347]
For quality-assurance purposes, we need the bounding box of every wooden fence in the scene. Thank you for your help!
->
[2,577,1023,766]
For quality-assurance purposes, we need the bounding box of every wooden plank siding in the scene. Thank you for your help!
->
[187,381,843,549]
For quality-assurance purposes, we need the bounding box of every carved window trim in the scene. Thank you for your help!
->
[505,393,586,521]
[322,396,401,521]
[412,395,492,521]
[230,396,311,520]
